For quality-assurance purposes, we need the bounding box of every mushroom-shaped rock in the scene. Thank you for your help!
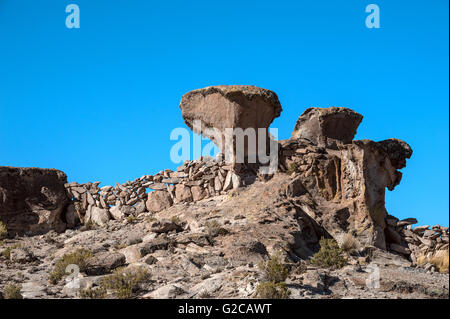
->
[180,85,282,164]
[292,107,363,148]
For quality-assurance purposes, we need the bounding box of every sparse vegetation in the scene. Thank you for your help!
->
[287,162,300,175]
[101,266,150,299]
[49,249,92,284]
[205,220,229,238]
[418,250,450,273]
[171,216,181,225]
[255,253,290,299]
[1,244,21,260]
[78,286,107,299]
[255,281,291,299]
[146,216,157,223]
[82,220,96,231]
[430,250,449,273]
[126,215,137,224]
[341,233,359,254]
[310,237,347,269]
[2,283,23,299]
[0,221,7,239]
[259,253,289,283]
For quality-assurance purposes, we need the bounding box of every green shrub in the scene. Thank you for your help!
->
[3,283,22,299]
[82,220,96,231]
[259,253,289,283]
[310,237,347,269]
[0,221,7,240]
[287,162,300,175]
[341,234,359,254]
[49,249,92,284]
[126,215,137,224]
[170,216,181,225]
[79,286,107,299]
[254,281,290,299]
[101,266,150,299]
[1,244,21,260]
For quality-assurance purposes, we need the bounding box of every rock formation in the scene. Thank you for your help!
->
[0,167,70,236]
[0,86,447,300]
[179,85,282,166]
[292,107,363,148]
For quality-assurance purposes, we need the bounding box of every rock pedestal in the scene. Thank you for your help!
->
[180,85,282,166]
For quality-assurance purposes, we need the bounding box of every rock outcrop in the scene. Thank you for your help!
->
[280,109,412,250]
[292,107,363,148]
[0,86,447,300]
[0,167,70,236]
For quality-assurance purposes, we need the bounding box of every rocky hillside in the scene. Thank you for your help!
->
[0,85,448,299]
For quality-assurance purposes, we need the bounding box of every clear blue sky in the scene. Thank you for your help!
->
[0,1,448,226]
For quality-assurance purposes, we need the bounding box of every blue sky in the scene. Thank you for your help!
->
[0,0,448,226]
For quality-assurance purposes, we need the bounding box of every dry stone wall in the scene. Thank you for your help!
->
[65,156,244,226]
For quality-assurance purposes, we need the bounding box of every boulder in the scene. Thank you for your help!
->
[85,251,126,275]
[0,167,70,235]
[292,107,363,148]
[175,184,193,202]
[146,191,172,213]
[85,206,110,226]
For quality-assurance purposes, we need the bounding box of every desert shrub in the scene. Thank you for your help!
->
[341,234,359,253]
[430,250,449,273]
[126,215,137,224]
[259,253,289,283]
[0,222,7,240]
[255,253,291,299]
[287,162,300,175]
[254,281,290,299]
[2,283,22,299]
[205,220,229,238]
[78,286,107,299]
[82,220,96,231]
[310,237,347,269]
[198,291,212,299]
[1,244,21,260]
[101,266,150,299]
[49,249,92,284]
[170,216,181,225]
[416,250,449,273]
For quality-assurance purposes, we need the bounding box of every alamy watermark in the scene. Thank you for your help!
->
[169,121,279,174]
[365,4,380,28]
[65,4,80,29]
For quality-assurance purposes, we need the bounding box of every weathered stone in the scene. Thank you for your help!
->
[191,186,207,201]
[147,183,168,190]
[145,191,173,213]
[390,243,411,255]
[292,107,363,148]
[65,204,80,228]
[10,247,34,263]
[139,238,170,256]
[397,218,418,227]
[109,206,125,220]
[377,138,413,169]
[150,219,182,233]
[175,184,193,202]
[85,252,126,275]
[85,206,110,226]
[134,200,147,215]
[121,245,142,263]
[0,167,70,235]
